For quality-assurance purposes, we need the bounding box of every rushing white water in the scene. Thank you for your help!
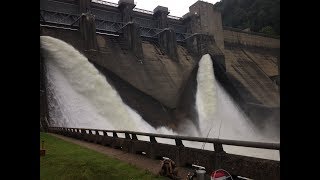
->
[41,36,175,142]
[195,54,279,160]
[41,36,279,160]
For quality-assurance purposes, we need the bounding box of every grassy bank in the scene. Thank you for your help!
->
[40,132,164,180]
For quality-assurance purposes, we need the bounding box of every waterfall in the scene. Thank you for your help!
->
[195,54,279,160]
[41,36,176,138]
[41,36,278,160]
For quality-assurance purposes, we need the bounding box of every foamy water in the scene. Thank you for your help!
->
[195,54,279,160]
[41,36,174,142]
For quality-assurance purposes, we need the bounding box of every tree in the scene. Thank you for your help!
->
[214,0,280,36]
[259,26,276,36]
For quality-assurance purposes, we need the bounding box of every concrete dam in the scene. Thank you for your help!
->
[40,0,280,154]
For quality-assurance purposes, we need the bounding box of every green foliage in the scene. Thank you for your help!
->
[259,26,276,36]
[40,133,165,180]
[214,0,280,36]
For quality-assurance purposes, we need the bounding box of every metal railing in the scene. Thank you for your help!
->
[40,9,81,28]
[49,126,280,179]
[92,0,118,7]
[91,0,182,20]
[133,7,153,14]
[168,14,181,20]
[49,127,280,150]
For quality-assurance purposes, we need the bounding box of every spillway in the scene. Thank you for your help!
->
[41,36,279,160]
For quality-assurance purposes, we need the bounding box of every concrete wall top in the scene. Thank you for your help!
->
[153,6,169,13]
[224,29,280,49]
[42,0,280,47]
[92,1,120,13]
[188,0,224,51]
[118,0,135,5]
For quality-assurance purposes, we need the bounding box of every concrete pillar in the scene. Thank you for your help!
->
[153,6,178,61]
[188,1,224,51]
[78,0,97,50]
[277,57,280,87]
[185,33,208,55]
[79,13,98,50]
[153,6,169,28]
[182,12,201,34]
[118,0,136,23]
[79,0,91,14]
[118,0,143,59]
[185,33,226,72]
[122,22,143,59]
[158,29,178,60]
[40,53,49,132]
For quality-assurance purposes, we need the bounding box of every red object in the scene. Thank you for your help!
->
[211,170,230,180]
[213,171,226,178]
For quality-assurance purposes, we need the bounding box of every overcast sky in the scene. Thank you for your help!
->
[104,0,220,17]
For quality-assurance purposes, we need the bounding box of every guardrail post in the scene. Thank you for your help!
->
[125,132,131,139]
[175,138,184,166]
[213,143,226,169]
[111,132,121,149]
[67,128,71,137]
[90,129,96,142]
[70,128,74,138]
[80,129,85,141]
[63,128,67,136]
[74,129,78,138]
[131,133,138,140]
[101,131,109,146]
[129,133,138,154]
[149,136,157,143]
[175,139,184,147]
[112,132,118,138]
[123,132,132,153]
[84,129,89,141]
[149,136,157,159]
[214,143,224,153]
[74,129,78,139]
[92,130,98,143]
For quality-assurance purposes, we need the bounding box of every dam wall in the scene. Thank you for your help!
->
[40,0,280,131]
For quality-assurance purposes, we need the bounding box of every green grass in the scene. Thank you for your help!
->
[40,132,165,180]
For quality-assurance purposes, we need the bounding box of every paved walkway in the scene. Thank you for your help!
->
[49,133,192,179]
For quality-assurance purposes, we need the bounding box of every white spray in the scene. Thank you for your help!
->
[41,36,278,160]
[195,54,279,160]
[41,36,175,140]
